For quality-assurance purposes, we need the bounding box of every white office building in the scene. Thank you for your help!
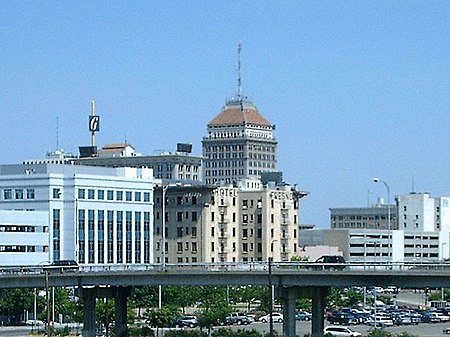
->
[0,210,49,266]
[0,163,154,266]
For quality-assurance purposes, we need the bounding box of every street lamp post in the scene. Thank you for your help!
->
[373,177,391,265]
[268,239,277,337]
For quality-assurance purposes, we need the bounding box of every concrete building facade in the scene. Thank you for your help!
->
[154,182,305,264]
[0,164,154,266]
[202,98,277,185]
[0,210,49,266]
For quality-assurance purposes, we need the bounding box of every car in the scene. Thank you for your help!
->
[365,314,394,327]
[224,312,252,325]
[444,327,450,334]
[258,312,283,323]
[45,260,78,273]
[295,311,312,321]
[313,255,346,270]
[327,312,359,325]
[174,316,199,328]
[393,314,412,325]
[324,326,362,337]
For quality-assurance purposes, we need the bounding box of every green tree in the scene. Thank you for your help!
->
[145,305,180,328]
[233,285,266,311]
[0,288,35,321]
[164,286,203,313]
[130,286,159,316]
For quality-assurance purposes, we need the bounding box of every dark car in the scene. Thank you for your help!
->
[174,316,199,328]
[313,255,346,270]
[45,260,78,273]
[327,312,359,325]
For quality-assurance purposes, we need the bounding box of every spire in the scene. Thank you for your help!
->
[237,43,242,99]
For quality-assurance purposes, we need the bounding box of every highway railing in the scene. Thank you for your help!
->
[2,261,450,275]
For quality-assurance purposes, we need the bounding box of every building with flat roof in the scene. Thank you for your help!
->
[330,202,398,230]
[71,143,202,184]
[154,182,306,264]
[0,163,154,266]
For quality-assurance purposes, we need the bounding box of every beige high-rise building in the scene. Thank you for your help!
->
[154,182,306,264]
[202,98,277,185]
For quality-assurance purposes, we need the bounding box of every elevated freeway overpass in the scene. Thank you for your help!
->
[1,261,449,337]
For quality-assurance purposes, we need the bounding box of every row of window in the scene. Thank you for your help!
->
[63,188,152,202]
[2,188,35,200]
[0,245,46,252]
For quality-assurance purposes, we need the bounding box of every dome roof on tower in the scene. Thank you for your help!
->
[208,98,272,127]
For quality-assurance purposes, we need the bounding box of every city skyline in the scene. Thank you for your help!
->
[2,2,450,227]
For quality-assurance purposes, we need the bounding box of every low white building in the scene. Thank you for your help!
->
[0,163,154,266]
[300,228,450,264]
[0,210,49,266]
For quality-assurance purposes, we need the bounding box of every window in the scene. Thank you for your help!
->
[192,227,197,237]
[126,191,132,201]
[135,192,141,201]
[242,214,248,224]
[78,189,85,199]
[117,191,123,201]
[211,227,215,237]
[88,189,95,200]
[98,190,105,200]
[177,196,183,205]
[52,188,61,199]
[27,188,35,199]
[242,229,248,238]
[107,190,114,200]
[192,242,197,252]
[192,196,197,205]
[177,212,183,222]
[177,227,183,238]
[191,211,197,221]
[15,189,24,199]
[211,212,215,222]
[3,189,12,200]
[144,192,150,202]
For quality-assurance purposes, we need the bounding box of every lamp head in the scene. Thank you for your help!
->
[373,177,379,183]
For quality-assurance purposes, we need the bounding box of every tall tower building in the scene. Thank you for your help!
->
[202,46,277,185]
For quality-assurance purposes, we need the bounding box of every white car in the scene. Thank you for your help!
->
[324,326,362,337]
[258,312,283,323]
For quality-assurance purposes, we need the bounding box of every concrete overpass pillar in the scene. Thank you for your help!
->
[115,286,132,337]
[311,287,329,337]
[281,287,298,337]
[81,288,97,337]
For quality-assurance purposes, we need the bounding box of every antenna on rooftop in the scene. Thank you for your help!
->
[56,116,59,150]
[237,43,242,100]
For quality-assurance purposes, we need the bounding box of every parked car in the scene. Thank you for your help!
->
[365,314,394,327]
[443,327,450,334]
[327,312,359,325]
[324,326,362,337]
[295,311,312,321]
[174,316,199,328]
[258,313,283,323]
[393,314,412,325]
[312,255,346,270]
[421,311,441,323]
[224,312,252,325]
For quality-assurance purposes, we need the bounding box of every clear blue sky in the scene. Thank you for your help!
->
[1,1,450,228]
